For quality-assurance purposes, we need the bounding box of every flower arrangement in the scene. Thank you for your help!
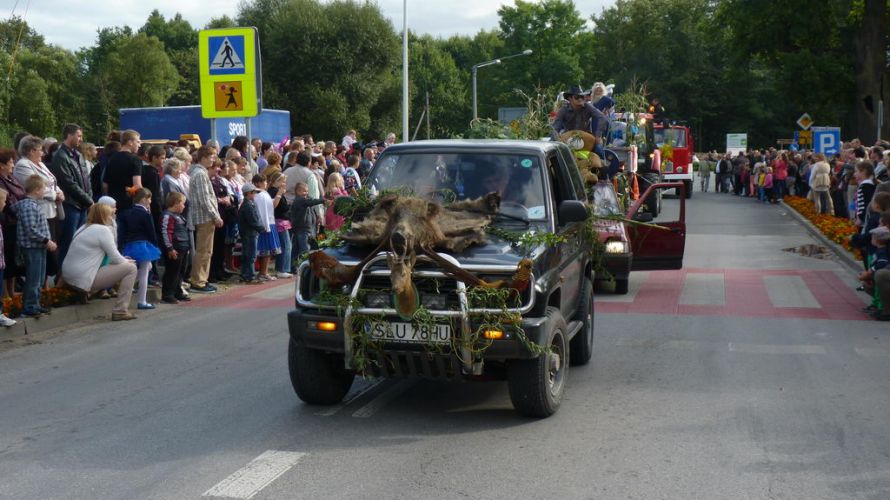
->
[785,196,858,252]
[2,287,79,317]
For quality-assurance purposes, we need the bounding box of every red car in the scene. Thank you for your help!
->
[591,180,687,294]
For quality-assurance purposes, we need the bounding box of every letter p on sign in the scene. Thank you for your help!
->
[814,129,840,155]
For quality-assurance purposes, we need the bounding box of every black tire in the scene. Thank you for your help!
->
[570,278,594,365]
[508,307,569,418]
[613,278,629,295]
[288,338,355,405]
[685,180,693,199]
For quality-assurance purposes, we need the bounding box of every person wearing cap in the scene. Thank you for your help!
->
[237,183,265,284]
[862,213,890,320]
[551,84,608,146]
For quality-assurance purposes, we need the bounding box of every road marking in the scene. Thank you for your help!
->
[763,275,820,309]
[728,342,826,355]
[203,450,305,499]
[352,379,415,418]
[854,347,890,357]
[679,273,725,306]
[315,379,386,417]
[244,284,294,300]
[615,339,827,355]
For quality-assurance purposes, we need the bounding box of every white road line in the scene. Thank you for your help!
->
[352,379,415,418]
[763,275,820,308]
[728,342,826,355]
[854,347,890,357]
[203,450,305,499]
[679,273,725,306]
[315,379,386,417]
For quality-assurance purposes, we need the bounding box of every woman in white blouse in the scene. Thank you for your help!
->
[14,135,64,219]
[15,135,65,278]
[62,203,138,321]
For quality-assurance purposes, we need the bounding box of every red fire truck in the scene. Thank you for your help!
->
[654,123,694,198]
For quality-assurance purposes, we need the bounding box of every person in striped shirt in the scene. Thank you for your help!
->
[186,146,224,293]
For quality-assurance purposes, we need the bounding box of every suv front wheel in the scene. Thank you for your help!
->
[508,307,568,417]
[288,338,355,405]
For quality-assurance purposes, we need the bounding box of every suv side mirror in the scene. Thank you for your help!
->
[558,200,588,224]
[633,212,654,223]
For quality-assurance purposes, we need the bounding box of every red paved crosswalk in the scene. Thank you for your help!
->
[184,268,871,321]
[597,268,869,321]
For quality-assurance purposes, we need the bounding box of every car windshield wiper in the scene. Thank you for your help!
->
[492,211,530,224]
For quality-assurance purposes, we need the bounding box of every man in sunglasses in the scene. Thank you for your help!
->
[551,84,608,143]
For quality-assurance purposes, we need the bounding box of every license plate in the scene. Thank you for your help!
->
[365,321,451,344]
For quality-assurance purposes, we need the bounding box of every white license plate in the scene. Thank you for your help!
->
[365,322,451,344]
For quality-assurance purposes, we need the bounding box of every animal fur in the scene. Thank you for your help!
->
[336,193,503,315]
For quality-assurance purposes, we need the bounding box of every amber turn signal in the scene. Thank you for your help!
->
[483,330,505,340]
[310,321,337,332]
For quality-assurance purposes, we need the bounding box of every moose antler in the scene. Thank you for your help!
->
[309,239,388,288]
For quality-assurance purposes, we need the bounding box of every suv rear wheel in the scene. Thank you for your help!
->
[508,307,568,417]
[288,338,355,405]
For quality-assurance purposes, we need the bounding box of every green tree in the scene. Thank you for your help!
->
[592,0,756,148]
[440,30,505,124]
[140,11,199,106]
[102,33,180,108]
[205,16,238,29]
[237,0,400,139]
[497,0,587,89]
[408,35,469,138]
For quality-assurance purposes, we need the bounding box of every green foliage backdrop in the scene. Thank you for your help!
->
[0,0,887,149]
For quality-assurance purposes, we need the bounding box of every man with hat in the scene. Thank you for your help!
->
[552,84,608,146]
[552,84,609,167]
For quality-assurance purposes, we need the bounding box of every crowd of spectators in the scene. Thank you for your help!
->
[700,139,890,322]
[0,125,391,325]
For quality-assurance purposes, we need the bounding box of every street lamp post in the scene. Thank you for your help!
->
[472,49,532,121]
[401,0,409,143]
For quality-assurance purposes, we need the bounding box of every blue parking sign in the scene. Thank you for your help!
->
[813,128,841,155]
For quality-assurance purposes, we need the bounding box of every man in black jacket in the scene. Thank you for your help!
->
[714,153,732,194]
[50,123,93,268]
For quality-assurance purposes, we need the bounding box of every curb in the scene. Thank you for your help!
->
[779,200,862,275]
[0,288,162,342]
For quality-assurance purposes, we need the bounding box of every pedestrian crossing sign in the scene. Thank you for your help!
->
[208,36,245,75]
[199,27,262,118]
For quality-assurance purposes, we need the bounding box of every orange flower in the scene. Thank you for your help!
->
[785,196,857,251]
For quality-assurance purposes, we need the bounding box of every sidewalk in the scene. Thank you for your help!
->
[780,199,862,274]
[0,278,291,342]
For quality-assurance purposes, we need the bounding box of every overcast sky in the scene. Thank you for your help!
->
[14,0,615,51]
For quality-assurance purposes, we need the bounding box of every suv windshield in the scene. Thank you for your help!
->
[654,127,687,148]
[367,152,548,221]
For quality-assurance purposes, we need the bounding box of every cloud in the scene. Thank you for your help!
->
[16,0,614,51]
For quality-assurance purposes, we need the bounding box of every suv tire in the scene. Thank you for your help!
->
[288,338,355,405]
[613,278,629,295]
[508,306,568,417]
[570,277,594,365]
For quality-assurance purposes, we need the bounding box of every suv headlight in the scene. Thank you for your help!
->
[605,240,628,254]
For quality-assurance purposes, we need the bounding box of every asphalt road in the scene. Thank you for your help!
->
[1,185,887,500]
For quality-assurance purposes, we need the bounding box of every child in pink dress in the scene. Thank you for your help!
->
[324,173,348,231]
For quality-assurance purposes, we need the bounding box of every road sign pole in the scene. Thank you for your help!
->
[878,100,883,143]
[246,118,252,145]
[210,118,217,147]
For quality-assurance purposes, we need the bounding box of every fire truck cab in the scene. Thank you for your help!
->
[654,123,694,199]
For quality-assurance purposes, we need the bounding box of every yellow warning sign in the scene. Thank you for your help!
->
[199,27,261,118]
[798,130,812,146]
[214,81,243,111]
